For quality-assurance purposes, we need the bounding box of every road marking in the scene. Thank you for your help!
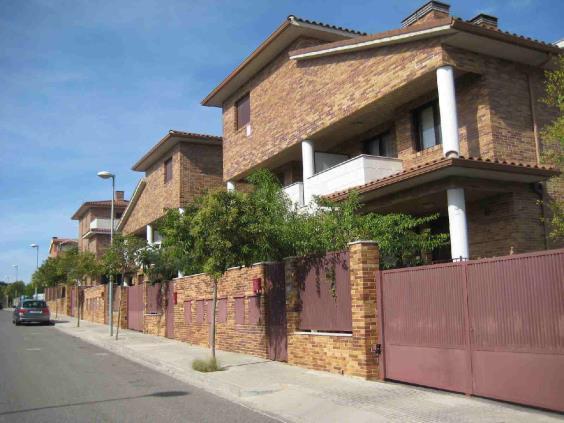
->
[26,348,41,351]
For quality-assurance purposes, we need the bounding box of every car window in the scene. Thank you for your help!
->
[23,301,47,308]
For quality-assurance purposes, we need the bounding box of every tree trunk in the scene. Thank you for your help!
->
[76,283,80,327]
[211,278,218,359]
[115,274,124,340]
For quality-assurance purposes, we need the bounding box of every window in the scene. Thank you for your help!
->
[164,157,173,183]
[236,93,250,129]
[363,131,394,157]
[414,100,441,151]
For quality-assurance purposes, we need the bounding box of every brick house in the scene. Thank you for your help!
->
[202,1,563,261]
[71,191,129,284]
[48,237,78,258]
[117,130,223,272]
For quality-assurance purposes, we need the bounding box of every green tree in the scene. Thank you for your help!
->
[6,281,26,304]
[102,234,146,338]
[542,55,564,238]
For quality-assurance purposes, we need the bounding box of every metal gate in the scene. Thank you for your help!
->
[127,283,144,332]
[380,249,564,412]
[266,263,287,362]
[165,282,175,339]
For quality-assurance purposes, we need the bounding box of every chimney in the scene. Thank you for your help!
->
[402,1,450,28]
[115,191,124,202]
[469,13,498,30]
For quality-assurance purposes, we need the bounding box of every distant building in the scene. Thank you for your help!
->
[48,237,78,258]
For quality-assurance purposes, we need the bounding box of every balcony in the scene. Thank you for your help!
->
[283,155,403,206]
[283,182,305,208]
[90,218,120,231]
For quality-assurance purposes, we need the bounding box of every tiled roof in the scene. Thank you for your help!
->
[289,16,560,60]
[132,130,222,172]
[71,199,129,220]
[51,238,77,245]
[326,156,559,201]
[289,15,367,36]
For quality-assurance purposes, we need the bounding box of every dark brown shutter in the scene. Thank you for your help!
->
[236,93,250,129]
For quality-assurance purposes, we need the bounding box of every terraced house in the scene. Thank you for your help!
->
[203,0,563,261]
[117,130,223,277]
[71,192,129,284]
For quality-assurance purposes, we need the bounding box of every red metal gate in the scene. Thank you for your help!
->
[380,249,564,412]
[127,284,144,332]
[266,263,287,362]
[166,282,175,339]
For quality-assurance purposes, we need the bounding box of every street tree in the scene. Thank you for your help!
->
[541,55,564,238]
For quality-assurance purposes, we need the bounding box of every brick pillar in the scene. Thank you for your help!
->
[349,241,380,380]
[284,257,300,336]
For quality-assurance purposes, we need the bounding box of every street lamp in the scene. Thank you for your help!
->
[13,264,19,304]
[98,170,115,336]
[30,244,39,299]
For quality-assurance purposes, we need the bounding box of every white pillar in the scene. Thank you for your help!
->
[436,65,460,158]
[447,187,469,261]
[147,224,154,246]
[301,140,315,179]
[226,181,235,192]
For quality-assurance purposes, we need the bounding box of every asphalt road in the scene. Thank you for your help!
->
[0,310,278,423]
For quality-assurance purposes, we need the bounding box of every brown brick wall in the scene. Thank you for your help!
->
[179,143,223,204]
[83,285,106,325]
[222,37,445,181]
[122,146,182,235]
[286,242,380,379]
[122,142,223,236]
[173,265,270,358]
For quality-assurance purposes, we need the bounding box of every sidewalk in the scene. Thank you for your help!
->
[52,317,561,423]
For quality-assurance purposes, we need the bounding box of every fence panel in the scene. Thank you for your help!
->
[381,263,470,393]
[381,248,564,412]
[298,251,352,332]
[127,283,144,332]
[466,250,564,411]
[146,283,161,314]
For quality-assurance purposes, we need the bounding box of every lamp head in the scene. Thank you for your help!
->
[30,243,38,248]
[97,171,114,179]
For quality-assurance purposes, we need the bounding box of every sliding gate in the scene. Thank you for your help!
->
[380,249,564,412]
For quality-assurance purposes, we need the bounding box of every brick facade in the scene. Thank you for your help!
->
[172,265,271,358]
[83,285,106,325]
[122,140,223,236]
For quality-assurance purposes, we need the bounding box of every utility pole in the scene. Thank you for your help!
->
[31,244,39,298]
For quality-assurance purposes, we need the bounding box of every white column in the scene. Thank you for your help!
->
[226,181,235,192]
[302,140,315,205]
[447,188,469,261]
[301,140,315,179]
[436,65,460,158]
[146,224,154,246]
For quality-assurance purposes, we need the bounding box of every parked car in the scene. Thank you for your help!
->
[13,300,50,325]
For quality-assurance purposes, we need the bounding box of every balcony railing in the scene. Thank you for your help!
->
[283,182,305,208]
[306,154,403,201]
[283,155,403,207]
[90,218,120,231]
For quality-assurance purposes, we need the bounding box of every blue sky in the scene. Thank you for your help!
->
[0,0,562,284]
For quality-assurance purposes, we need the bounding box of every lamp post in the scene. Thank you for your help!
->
[13,264,19,305]
[98,170,115,336]
[30,244,39,298]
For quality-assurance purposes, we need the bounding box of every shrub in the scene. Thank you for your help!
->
[192,357,221,372]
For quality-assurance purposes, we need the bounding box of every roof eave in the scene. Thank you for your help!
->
[201,16,363,108]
